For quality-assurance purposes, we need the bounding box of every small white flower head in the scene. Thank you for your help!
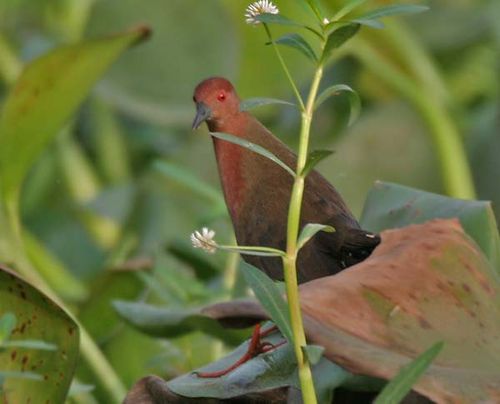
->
[190,227,217,254]
[245,0,279,25]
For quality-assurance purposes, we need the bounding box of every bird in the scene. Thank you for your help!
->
[192,77,380,284]
[191,77,380,378]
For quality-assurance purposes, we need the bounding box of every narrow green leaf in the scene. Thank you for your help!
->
[240,97,295,112]
[302,0,325,22]
[241,262,293,343]
[210,132,296,177]
[331,0,368,21]
[302,344,324,365]
[297,224,335,251]
[1,340,57,350]
[353,4,429,28]
[153,160,224,206]
[374,341,444,404]
[314,84,361,125]
[273,34,318,63]
[301,149,334,176]
[255,13,303,27]
[0,27,151,202]
[323,23,361,57]
[0,313,16,343]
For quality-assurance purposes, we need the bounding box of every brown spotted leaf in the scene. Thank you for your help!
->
[300,219,500,403]
[0,265,79,402]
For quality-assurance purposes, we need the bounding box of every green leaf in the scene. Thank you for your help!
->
[0,26,151,202]
[0,313,16,343]
[301,149,335,176]
[360,182,500,272]
[241,262,293,343]
[168,341,349,400]
[113,300,246,345]
[239,97,295,111]
[374,341,444,404]
[302,344,324,365]
[315,84,361,125]
[153,160,224,207]
[273,33,318,63]
[301,0,325,22]
[323,23,361,58]
[297,224,335,251]
[0,265,79,403]
[353,4,429,28]
[255,13,303,27]
[210,132,296,177]
[331,0,368,21]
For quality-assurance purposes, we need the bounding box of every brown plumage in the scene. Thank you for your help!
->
[193,77,380,284]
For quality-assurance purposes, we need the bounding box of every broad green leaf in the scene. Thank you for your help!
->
[273,33,318,63]
[0,313,16,343]
[302,344,324,365]
[297,223,335,251]
[0,26,150,202]
[167,340,349,400]
[360,182,500,273]
[315,84,361,125]
[331,0,368,21]
[153,160,224,207]
[113,300,247,345]
[301,149,335,176]
[239,97,295,111]
[0,265,79,403]
[300,219,500,402]
[323,23,361,58]
[241,263,293,343]
[374,341,444,404]
[210,132,296,177]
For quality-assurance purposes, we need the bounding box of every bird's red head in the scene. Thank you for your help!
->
[192,77,240,130]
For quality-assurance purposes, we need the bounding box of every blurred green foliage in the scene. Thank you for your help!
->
[0,0,498,402]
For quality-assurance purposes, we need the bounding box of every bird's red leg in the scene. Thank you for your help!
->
[195,323,284,378]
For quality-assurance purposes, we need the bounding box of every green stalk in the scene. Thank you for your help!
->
[350,39,475,199]
[262,20,330,404]
[264,24,306,111]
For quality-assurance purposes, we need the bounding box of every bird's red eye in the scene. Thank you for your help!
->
[217,92,226,102]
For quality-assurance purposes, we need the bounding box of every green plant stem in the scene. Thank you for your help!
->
[350,39,475,200]
[264,24,305,111]
[280,50,326,404]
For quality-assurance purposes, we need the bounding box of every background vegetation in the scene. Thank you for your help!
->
[0,0,498,402]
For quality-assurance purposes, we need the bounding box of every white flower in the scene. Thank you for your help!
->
[190,227,217,254]
[245,0,279,25]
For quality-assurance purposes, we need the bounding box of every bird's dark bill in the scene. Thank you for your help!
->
[192,102,212,129]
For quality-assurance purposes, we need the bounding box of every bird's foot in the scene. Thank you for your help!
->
[195,323,285,378]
